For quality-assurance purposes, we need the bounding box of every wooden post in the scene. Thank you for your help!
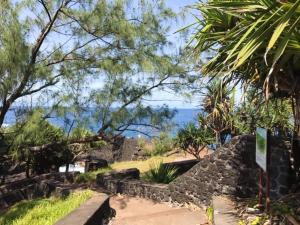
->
[266,129,271,213]
[258,168,263,207]
[266,171,270,213]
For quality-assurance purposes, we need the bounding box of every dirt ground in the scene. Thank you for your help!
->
[109,195,208,225]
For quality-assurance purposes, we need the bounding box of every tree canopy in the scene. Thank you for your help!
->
[0,0,191,141]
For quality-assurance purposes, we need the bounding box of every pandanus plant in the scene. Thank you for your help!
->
[187,0,300,178]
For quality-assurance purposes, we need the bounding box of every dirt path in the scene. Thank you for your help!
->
[109,195,207,225]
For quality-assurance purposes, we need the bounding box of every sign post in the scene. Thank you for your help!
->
[256,127,270,212]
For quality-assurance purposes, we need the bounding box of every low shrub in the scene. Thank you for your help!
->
[152,133,174,156]
[74,173,95,184]
[75,166,112,184]
[143,161,178,184]
[206,206,214,224]
[175,123,214,160]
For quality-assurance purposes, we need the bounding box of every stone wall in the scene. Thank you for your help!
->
[96,135,292,207]
[169,135,291,205]
[55,193,113,225]
[0,172,77,208]
[96,168,171,202]
[79,138,139,163]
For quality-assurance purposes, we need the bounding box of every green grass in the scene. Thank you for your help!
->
[0,190,94,225]
[110,156,176,173]
[75,156,178,184]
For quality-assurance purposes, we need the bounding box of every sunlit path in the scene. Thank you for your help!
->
[109,195,207,225]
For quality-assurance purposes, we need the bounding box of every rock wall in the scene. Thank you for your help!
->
[97,135,292,207]
[96,169,171,202]
[0,172,77,208]
[82,138,139,163]
[169,135,291,205]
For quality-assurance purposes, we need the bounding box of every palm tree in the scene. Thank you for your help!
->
[200,79,233,146]
[189,0,300,177]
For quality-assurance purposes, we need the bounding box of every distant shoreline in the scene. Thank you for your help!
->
[3,108,200,138]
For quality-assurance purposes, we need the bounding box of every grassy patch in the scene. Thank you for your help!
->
[75,156,178,184]
[0,190,94,225]
[110,156,176,173]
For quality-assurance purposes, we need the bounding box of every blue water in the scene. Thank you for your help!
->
[4,108,200,137]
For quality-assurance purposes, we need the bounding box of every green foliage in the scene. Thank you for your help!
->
[250,216,262,225]
[233,89,293,136]
[200,79,234,145]
[0,190,93,225]
[239,220,247,225]
[69,127,106,153]
[74,173,95,184]
[206,206,214,224]
[188,0,300,97]
[185,0,300,143]
[152,133,174,156]
[143,161,178,184]
[272,202,294,216]
[175,123,214,159]
[0,0,191,148]
[70,127,93,140]
[75,166,113,184]
[7,109,71,174]
[9,109,65,149]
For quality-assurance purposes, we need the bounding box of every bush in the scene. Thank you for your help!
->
[75,166,112,184]
[175,123,214,160]
[74,173,95,184]
[70,127,106,149]
[152,133,174,156]
[8,109,71,175]
[137,137,147,149]
[143,161,178,184]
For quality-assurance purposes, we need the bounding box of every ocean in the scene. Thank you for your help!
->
[3,108,200,138]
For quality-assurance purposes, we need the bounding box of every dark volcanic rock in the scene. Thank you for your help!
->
[169,135,291,206]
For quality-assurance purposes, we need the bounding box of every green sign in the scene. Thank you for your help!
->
[256,127,268,172]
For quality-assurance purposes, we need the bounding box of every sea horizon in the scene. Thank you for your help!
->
[3,108,200,138]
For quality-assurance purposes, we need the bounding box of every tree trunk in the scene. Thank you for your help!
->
[292,93,300,182]
[0,103,10,128]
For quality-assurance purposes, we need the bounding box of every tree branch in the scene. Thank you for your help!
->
[38,0,52,22]
[28,132,112,152]
[98,74,173,133]
[6,0,68,108]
